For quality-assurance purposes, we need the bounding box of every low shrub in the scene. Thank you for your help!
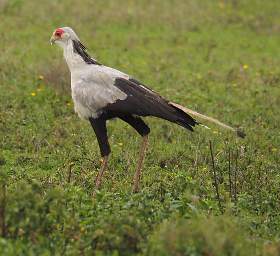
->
[147,215,256,256]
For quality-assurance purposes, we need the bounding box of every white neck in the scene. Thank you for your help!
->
[61,40,86,71]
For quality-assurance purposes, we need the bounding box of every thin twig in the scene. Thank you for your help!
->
[194,138,201,174]
[0,184,6,237]
[228,148,232,200]
[67,162,75,183]
[209,141,223,213]
[234,149,239,204]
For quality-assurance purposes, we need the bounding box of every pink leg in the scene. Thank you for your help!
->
[133,135,149,192]
[95,155,109,190]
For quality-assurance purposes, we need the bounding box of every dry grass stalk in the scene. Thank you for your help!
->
[209,140,223,213]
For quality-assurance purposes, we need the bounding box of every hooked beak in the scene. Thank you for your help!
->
[50,34,58,45]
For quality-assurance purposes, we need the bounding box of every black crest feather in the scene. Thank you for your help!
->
[72,40,101,65]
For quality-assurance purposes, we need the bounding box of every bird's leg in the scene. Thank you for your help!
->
[95,155,109,190]
[118,115,150,193]
[89,116,111,193]
[133,135,149,193]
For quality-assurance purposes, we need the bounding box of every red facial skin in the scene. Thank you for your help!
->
[54,28,64,38]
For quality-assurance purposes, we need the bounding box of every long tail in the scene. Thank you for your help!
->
[169,102,246,138]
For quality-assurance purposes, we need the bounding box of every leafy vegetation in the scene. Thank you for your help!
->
[0,0,280,255]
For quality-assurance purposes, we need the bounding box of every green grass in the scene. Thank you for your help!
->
[0,0,280,255]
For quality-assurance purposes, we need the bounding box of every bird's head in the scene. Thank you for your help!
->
[50,26,100,66]
[50,27,80,47]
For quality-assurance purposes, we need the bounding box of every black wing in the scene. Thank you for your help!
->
[105,77,197,131]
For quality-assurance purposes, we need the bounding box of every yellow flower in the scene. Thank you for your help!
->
[38,75,44,80]
[31,92,36,96]
[243,64,249,70]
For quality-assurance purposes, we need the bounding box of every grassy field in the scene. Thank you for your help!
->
[0,0,280,255]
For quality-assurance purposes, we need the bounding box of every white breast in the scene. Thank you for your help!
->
[71,65,129,119]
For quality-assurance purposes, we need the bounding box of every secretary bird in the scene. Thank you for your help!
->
[50,27,244,193]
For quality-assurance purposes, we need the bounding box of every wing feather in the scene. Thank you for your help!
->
[71,66,128,118]
[105,77,197,130]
